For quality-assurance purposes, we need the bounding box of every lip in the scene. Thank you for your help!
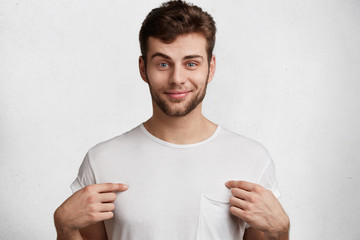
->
[165,90,191,100]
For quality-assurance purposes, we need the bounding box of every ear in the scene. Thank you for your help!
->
[139,56,148,83]
[207,55,216,83]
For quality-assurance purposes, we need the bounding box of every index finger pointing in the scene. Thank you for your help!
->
[95,183,129,193]
[225,180,255,191]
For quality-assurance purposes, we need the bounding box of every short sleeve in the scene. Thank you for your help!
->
[245,157,281,229]
[259,158,281,198]
[70,153,96,193]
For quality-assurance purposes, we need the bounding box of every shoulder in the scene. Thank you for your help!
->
[217,127,277,186]
[217,126,271,157]
[87,124,143,159]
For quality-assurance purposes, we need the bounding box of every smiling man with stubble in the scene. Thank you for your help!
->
[54,1,290,239]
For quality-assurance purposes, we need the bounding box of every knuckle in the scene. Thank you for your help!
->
[88,204,97,213]
[248,195,255,203]
[237,181,245,188]
[234,189,242,197]
[246,203,254,211]
[87,212,98,222]
[242,210,251,219]
[252,195,259,202]
[87,194,97,204]
[253,197,260,204]
[107,183,115,190]
[84,185,95,193]
[254,185,263,193]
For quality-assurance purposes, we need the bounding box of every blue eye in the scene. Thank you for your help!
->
[187,62,196,67]
[160,62,168,68]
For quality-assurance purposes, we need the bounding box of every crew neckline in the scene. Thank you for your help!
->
[139,123,221,149]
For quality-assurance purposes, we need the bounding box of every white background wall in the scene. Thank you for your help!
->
[1,0,359,239]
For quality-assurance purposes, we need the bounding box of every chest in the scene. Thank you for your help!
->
[101,152,255,224]
[95,147,261,239]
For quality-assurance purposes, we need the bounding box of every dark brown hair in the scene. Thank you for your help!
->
[139,0,216,64]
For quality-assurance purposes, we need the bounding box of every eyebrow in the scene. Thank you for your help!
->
[151,52,171,60]
[183,54,204,60]
[150,52,204,61]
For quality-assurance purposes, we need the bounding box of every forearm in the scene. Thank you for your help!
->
[263,221,290,240]
[263,233,289,240]
[54,208,83,240]
[56,228,83,240]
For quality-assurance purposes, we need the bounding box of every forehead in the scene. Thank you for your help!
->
[147,33,207,60]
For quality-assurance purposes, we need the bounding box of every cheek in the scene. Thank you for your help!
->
[146,69,169,85]
[190,70,209,85]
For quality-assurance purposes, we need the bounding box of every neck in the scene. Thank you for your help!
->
[143,102,217,145]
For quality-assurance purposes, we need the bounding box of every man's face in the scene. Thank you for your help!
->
[139,33,216,117]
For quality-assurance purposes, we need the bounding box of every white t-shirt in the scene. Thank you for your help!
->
[71,124,280,240]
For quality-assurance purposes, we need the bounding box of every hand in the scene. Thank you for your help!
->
[225,181,289,239]
[54,183,128,235]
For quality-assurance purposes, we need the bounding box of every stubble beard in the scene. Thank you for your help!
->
[147,73,209,117]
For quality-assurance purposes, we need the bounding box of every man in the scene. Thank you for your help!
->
[54,1,290,239]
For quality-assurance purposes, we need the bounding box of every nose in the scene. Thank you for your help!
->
[169,64,185,85]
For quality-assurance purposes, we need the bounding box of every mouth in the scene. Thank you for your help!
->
[165,90,192,100]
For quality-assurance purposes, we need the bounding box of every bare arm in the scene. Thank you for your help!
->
[54,183,128,240]
[54,208,83,240]
[244,227,289,240]
[54,217,107,240]
[244,227,264,240]
[226,181,290,240]
[79,222,108,240]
